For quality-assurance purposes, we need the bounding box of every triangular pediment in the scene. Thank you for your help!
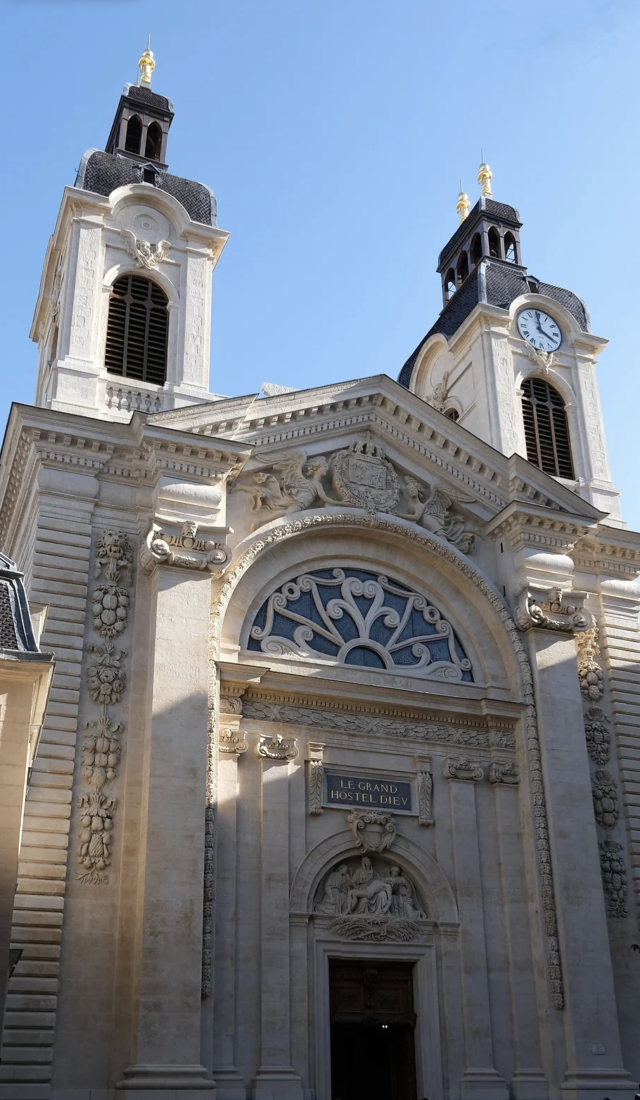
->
[147,374,605,525]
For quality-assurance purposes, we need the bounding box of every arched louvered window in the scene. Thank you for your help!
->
[105,275,168,385]
[145,121,163,160]
[125,115,142,154]
[521,377,574,479]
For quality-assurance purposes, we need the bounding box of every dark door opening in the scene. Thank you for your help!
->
[329,959,418,1100]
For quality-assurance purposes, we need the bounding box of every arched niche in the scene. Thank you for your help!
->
[217,515,524,701]
[290,829,460,927]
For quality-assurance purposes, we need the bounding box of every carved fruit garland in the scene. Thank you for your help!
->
[78,531,133,885]
[577,622,629,917]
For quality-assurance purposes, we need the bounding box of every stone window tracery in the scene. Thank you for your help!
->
[247,567,473,681]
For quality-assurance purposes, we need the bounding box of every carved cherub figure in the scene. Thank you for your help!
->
[397,476,475,553]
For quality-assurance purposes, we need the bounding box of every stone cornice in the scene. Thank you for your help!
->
[572,528,640,579]
[485,500,600,552]
[228,665,522,730]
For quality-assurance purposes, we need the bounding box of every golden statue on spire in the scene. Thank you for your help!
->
[477,152,492,198]
[138,36,155,87]
[456,182,470,225]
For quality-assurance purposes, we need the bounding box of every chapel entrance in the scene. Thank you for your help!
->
[329,959,418,1100]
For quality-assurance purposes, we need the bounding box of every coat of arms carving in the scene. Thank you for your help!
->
[331,435,400,513]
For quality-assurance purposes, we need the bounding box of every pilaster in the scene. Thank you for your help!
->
[116,561,214,1098]
[252,733,303,1100]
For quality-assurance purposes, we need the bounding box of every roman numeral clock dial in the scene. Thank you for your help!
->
[517,308,562,352]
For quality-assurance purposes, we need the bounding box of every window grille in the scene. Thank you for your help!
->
[521,377,574,478]
[105,275,168,385]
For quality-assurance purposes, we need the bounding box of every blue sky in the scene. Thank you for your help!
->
[1,0,639,524]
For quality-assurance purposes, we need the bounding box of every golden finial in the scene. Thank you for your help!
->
[477,151,492,197]
[456,180,470,225]
[138,36,155,87]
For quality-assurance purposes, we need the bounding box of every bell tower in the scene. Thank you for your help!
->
[31,45,229,421]
[399,160,622,521]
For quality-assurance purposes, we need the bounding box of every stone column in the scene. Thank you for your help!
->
[117,565,214,1098]
[445,757,509,1100]
[526,626,632,1100]
[252,734,303,1100]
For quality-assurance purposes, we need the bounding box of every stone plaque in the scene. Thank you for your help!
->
[325,773,413,813]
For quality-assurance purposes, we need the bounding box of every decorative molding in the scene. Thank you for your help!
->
[348,810,396,853]
[443,757,484,782]
[232,433,475,552]
[242,699,496,748]
[592,770,619,830]
[248,568,473,681]
[327,915,421,942]
[489,761,519,786]
[120,228,171,269]
[416,771,434,825]
[514,586,591,633]
[576,624,605,702]
[308,742,325,815]
[599,838,628,918]
[256,732,298,761]
[584,706,611,765]
[209,510,565,1008]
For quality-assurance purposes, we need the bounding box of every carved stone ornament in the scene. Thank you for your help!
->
[78,792,117,885]
[584,706,611,765]
[576,624,605,702]
[315,856,425,941]
[514,586,591,633]
[443,757,484,782]
[592,770,620,830]
[308,742,325,815]
[428,370,450,413]
[220,693,243,717]
[256,732,298,761]
[522,342,556,374]
[219,728,249,755]
[599,838,628,918]
[92,530,133,638]
[348,810,396,853]
[86,644,127,706]
[489,761,519,785]
[82,714,122,791]
[232,436,475,552]
[416,771,434,826]
[139,522,232,575]
[120,228,171,269]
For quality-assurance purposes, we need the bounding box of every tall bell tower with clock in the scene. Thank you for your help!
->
[398,161,622,522]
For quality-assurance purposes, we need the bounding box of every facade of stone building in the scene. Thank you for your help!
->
[1,53,640,1100]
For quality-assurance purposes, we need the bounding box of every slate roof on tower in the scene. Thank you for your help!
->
[75,150,217,226]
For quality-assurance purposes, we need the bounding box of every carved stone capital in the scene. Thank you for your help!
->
[219,727,249,755]
[443,757,484,782]
[139,521,232,575]
[489,761,519,786]
[514,585,591,633]
[256,732,298,761]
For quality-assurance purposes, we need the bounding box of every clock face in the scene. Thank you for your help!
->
[517,309,562,352]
